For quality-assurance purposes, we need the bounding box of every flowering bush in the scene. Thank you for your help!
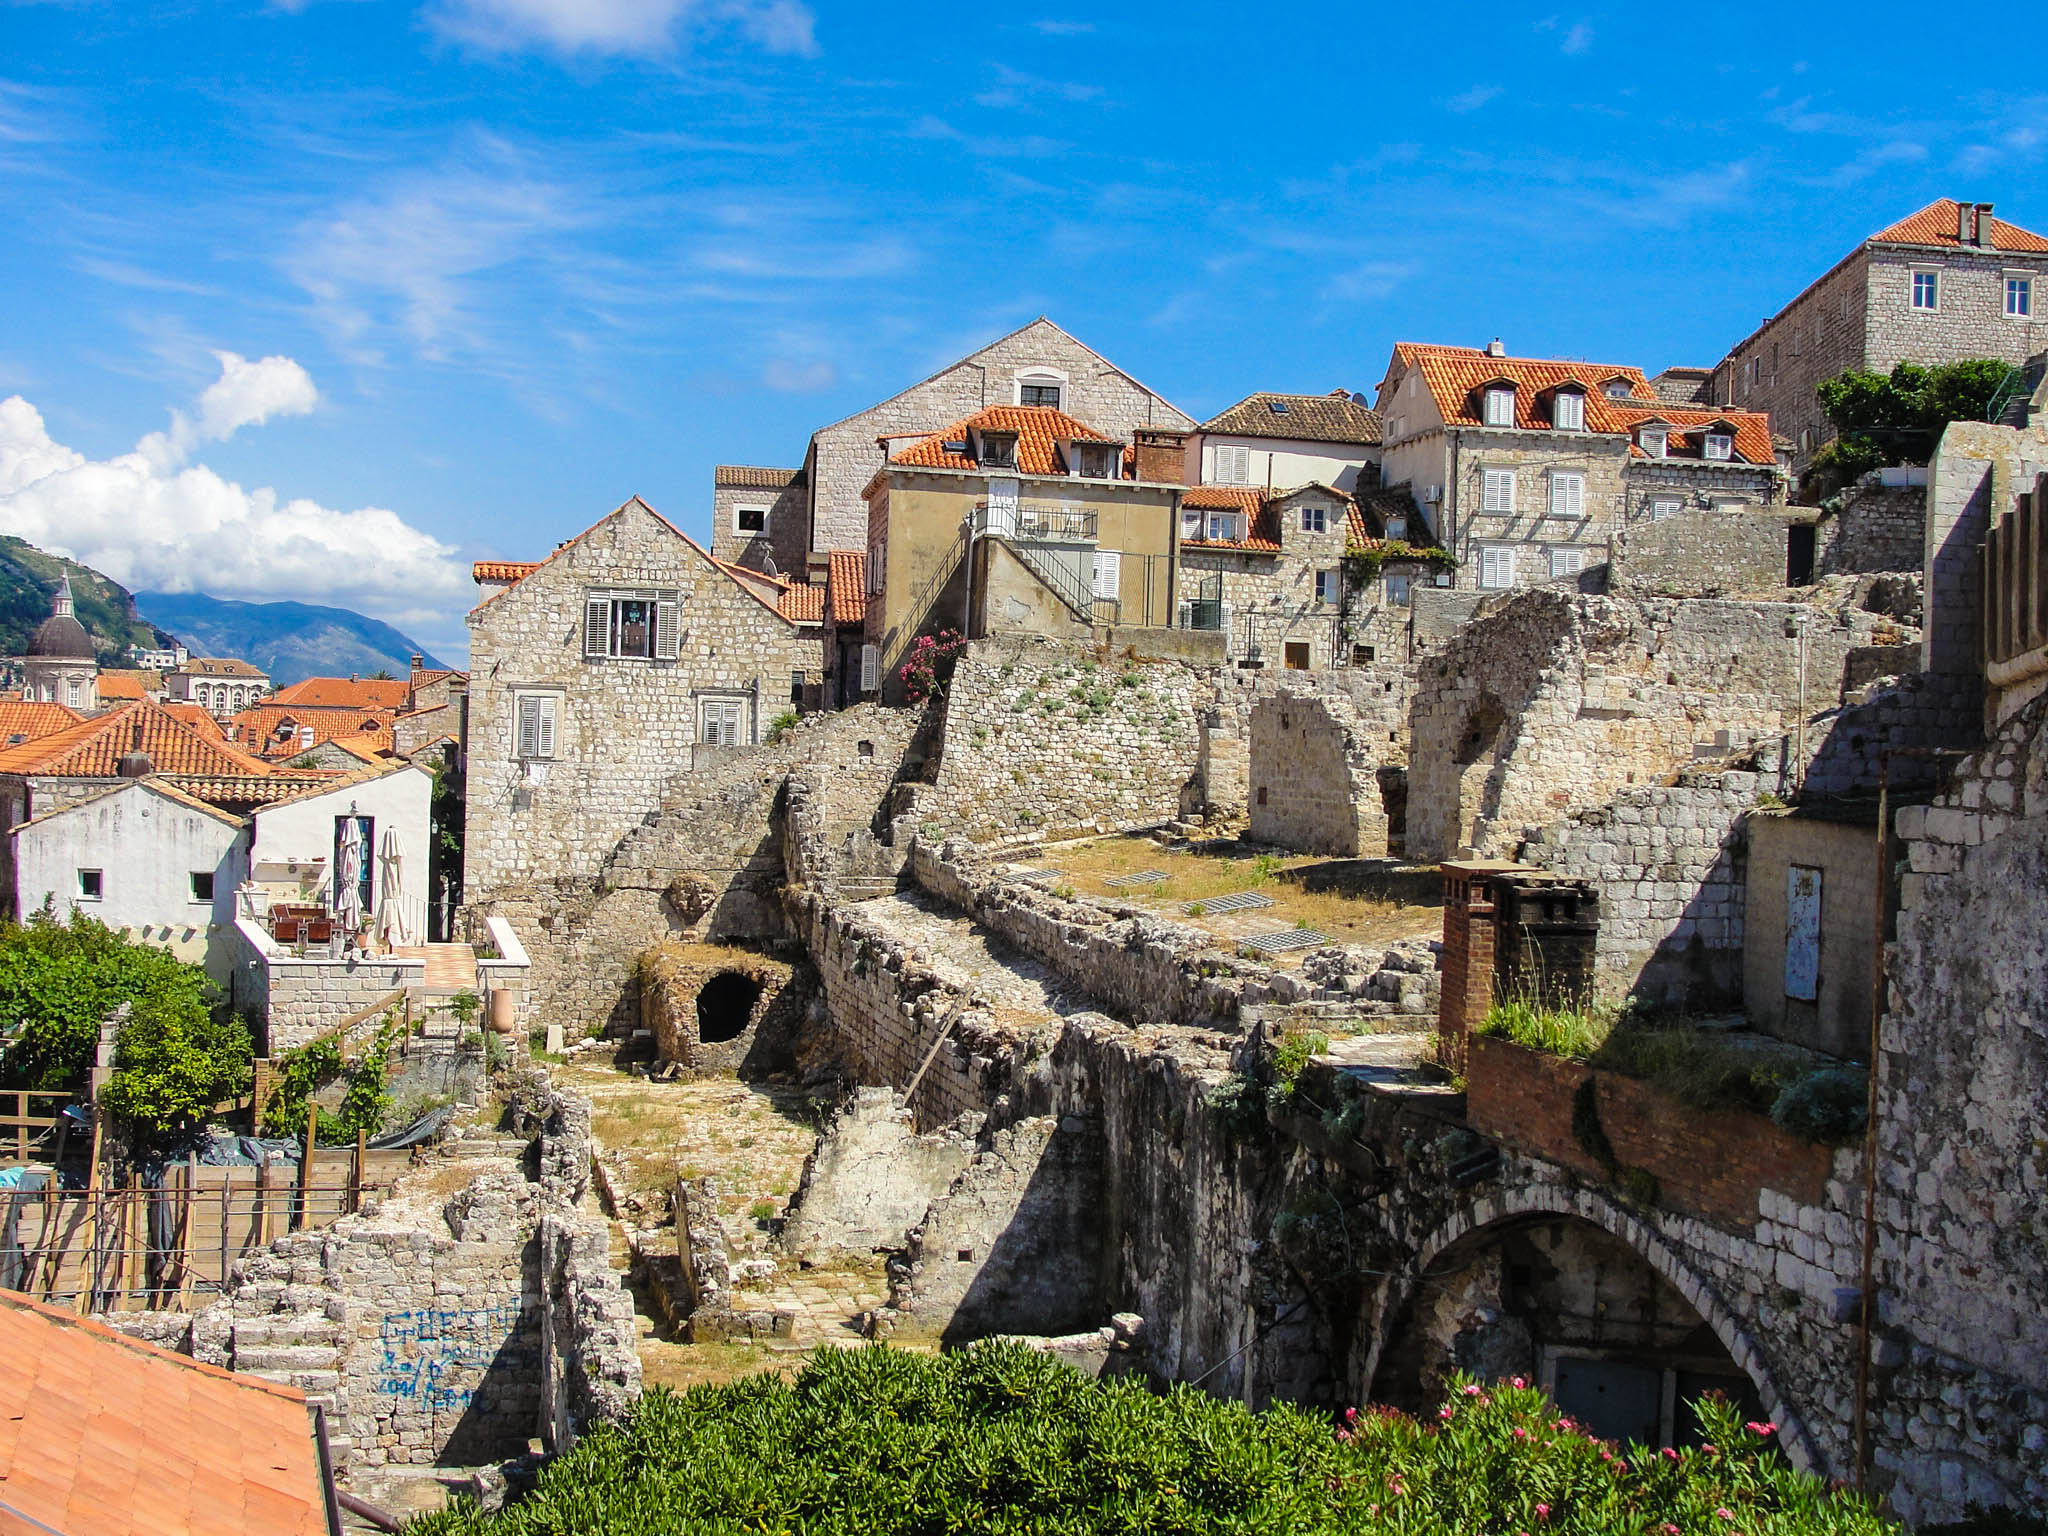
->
[898,628,968,705]
[405,1345,1892,1535]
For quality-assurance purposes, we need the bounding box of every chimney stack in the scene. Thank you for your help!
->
[1485,337,1506,358]
[1131,428,1190,486]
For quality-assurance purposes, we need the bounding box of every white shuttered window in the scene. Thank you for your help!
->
[1549,471,1585,517]
[1091,550,1122,600]
[1212,444,1251,484]
[859,643,880,693]
[584,590,680,659]
[1482,469,1516,513]
[699,697,745,746]
[1479,546,1516,589]
[515,694,558,759]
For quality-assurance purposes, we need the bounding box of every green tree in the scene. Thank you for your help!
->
[100,1007,254,1137]
[1809,358,2011,492]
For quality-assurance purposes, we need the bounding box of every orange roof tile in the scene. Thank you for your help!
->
[228,705,396,760]
[1869,198,2048,254]
[886,405,1120,477]
[0,700,277,779]
[269,677,410,711]
[95,670,164,701]
[177,657,267,679]
[163,701,229,740]
[1181,485,1280,550]
[0,699,82,748]
[0,1288,328,1536]
[777,582,826,623]
[827,551,867,625]
[1394,344,1777,465]
[473,560,542,584]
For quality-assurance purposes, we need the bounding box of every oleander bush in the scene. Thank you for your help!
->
[403,1342,1892,1536]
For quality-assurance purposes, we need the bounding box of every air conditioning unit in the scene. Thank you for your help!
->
[1423,484,1443,504]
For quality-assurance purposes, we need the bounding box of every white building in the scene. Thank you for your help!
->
[166,658,272,718]
[1192,391,1383,495]
[22,578,98,713]
[246,760,435,944]
[10,777,245,974]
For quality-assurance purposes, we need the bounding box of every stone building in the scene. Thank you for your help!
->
[1375,342,1784,593]
[1707,199,2048,473]
[796,318,1194,557]
[709,464,808,576]
[1190,390,1381,494]
[859,405,1191,704]
[165,655,272,718]
[20,577,99,712]
[463,496,820,904]
[1177,483,1439,669]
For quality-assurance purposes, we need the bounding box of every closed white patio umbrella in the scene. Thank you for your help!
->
[377,826,408,947]
[335,817,364,937]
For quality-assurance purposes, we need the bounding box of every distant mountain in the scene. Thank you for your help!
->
[133,592,447,687]
[0,538,178,662]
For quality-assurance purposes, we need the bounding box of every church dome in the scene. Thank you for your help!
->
[27,613,93,660]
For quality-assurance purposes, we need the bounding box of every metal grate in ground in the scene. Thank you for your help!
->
[1102,869,1168,888]
[1238,929,1331,953]
[1183,891,1275,914]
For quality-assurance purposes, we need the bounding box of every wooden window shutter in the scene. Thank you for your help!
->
[516,696,539,759]
[584,596,610,658]
[536,697,557,759]
[859,644,879,692]
[1092,550,1121,600]
[656,594,681,659]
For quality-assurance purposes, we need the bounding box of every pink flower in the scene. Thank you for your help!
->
[1463,1383,1484,1397]
[1440,1406,1456,1420]
[1746,1420,1776,1437]
[1514,1428,1530,1440]
[1664,1526,1682,1535]
[1345,1407,1359,1425]
[1717,1508,1736,1521]
[1512,1376,1528,1389]
[1661,1448,1681,1461]
[1335,1429,1353,1442]
[1535,1504,1551,1519]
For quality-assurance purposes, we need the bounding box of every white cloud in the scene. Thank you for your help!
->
[0,355,464,629]
[1561,21,1593,54]
[762,358,836,391]
[428,0,817,58]
[1447,85,1502,113]
[1032,19,1093,33]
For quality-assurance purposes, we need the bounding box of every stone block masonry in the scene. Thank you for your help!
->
[1816,477,1926,577]
[1609,505,1790,597]
[1247,692,1390,856]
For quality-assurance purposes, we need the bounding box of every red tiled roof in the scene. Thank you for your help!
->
[269,677,410,711]
[0,700,277,779]
[161,772,342,807]
[1869,198,2048,254]
[887,405,1120,476]
[1181,486,1280,550]
[1394,344,1776,465]
[827,551,867,625]
[163,701,230,740]
[95,670,163,701]
[777,583,826,623]
[714,465,801,488]
[0,699,82,747]
[229,705,396,760]
[473,560,542,584]
[178,657,267,679]
[0,1288,329,1536]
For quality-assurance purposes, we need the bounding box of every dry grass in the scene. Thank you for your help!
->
[1018,835,1440,958]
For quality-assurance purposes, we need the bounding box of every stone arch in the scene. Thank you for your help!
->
[696,970,764,1044]
[1451,694,1511,853]
[1367,1182,1821,1473]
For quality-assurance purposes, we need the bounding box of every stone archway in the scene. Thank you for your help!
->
[1452,695,1509,853]
[696,970,764,1045]
[1365,1183,1820,1473]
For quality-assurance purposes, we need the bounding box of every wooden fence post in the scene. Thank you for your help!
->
[74,1107,104,1315]
[295,1107,316,1232]
[352,1127,366,1214]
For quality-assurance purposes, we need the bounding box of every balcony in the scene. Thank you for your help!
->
[973,502,1098,543]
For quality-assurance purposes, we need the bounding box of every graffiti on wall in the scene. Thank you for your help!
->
[372,1302,525,1412]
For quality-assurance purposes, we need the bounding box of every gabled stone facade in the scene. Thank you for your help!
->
[464,497,819,902]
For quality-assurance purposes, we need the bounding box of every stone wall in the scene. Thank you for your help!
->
[917,635,1209,845]
[233,924,424,1051]
[1871,690,2048,1522]
[1246,692,1389,856]
[1742,811,1879,1060]
[1816,478,1925,576]
[1608,506,1789,596]
[638,943,807,1073]
[1924,421,2048,683]
[778,1087,978,1262]
[1521,770,1759,1006]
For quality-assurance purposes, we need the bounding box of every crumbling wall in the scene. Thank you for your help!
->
[778,1088,978,1262]
[1521,770,1760,1005]
[1815,478,1925,576]
[1872,691,2048,1524]
[1609,507,1789,596]
[638,943,808,1073]
[1247,692,1390,856]
[918,636,1209,844]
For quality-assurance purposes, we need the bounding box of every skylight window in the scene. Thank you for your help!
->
[1268,399,1290,415]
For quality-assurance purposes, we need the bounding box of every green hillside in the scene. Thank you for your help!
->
[0,538,175,662]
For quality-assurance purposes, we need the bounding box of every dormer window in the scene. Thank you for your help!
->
[1483,386,1516,427]
[1206,510,1243,542]
[1552,389,1585,432]
[1014,369,1066,410]
[1603,378,1634,399]
[979,432,1018,469]
[1385,516,1408,540]
[1703,430,1734,462]
[1638,425,1669,459]
[1071,442,1116,479]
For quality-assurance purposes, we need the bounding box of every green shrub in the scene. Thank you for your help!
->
[1479,998,1613,1060]
[764,710,800,745]
[403,1346,1891,1536]
[260,1024,393,1143]
[1770,1067,1870,1145]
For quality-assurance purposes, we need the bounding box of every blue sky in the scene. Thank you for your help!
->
[1,0,2041,661]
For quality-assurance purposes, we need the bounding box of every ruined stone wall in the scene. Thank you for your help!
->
[1246,692,1390,856]
[1816,479,1925,575]
[1608,507,1788,597]
[1521,770,1759,1006]
[1872,690,2048,1523]
[918,636,1209,845]
[638,944,805,1073]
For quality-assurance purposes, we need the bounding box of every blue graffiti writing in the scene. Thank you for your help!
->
[371,1302,524,1411]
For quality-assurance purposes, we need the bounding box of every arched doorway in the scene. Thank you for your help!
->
[696,971,764,1045]
[1374,1210,1769,1453]
[1452,696,1509,853]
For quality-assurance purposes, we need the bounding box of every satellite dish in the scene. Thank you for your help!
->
[763,555,779,578]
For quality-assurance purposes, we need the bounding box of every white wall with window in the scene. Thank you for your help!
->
[9,779,248,972]
[583,589,681,661]
[1196,437,1376,494]
[252,763,434,947]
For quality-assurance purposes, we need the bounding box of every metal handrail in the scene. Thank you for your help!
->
[972,502,1099,542]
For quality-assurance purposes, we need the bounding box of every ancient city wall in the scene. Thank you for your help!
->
[1609,506,1788,596]
[1246,692,1390,856]
[1816,478,1925,576]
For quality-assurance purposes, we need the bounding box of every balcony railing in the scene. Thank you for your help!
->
[973,502,1098,542]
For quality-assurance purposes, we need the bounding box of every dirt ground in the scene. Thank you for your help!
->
[1011,833,1441,960]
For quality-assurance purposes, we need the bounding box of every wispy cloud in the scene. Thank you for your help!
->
[1814,139,1928,188]
[426,0,819,60]
[1321,261,1416,303]
[910,114,1066,159]
[975,63,1106,110]
[1447,85,1502,113]
[1032,19,1093,34]
[1561,21,1593,54]
[762,357,835,391]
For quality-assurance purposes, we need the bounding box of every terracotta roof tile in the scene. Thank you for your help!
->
[0,700,277,779]
[1180,486,1279,550]
[1869,198,2048,254]
[1394,343,1776,465]
[176,657,268,679]
[160,772,343,808]
[714,465,802,488]
[1200,391,1382,445]
[0,699,82,748]
[229,705,396,759]
[827,551,867,625]
[163,702,229,740]
[887,405,1120,477]
[776,582,826,623]
[0,1288,327,1536]
[95,670,164,701]
[269,677,410,711]
[472,559,542,585]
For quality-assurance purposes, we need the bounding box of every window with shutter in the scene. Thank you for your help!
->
[1549,472,1585,517]
[1479,546,1515,588]
[1651,498,1681,521]
[1213,444,1251,484]
[1092,550,1122,600]
[1553,392,1584,431]
[859,643,879,692]
[515,695,558,759]
[1483,387,1515,426]
[699,697,745,746]
[656,596,681,659]
[1482,469,1515,513]
[1549,547,1585,578]
[584,597,610,657]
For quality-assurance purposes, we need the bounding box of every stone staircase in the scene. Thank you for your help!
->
[219,1254,354,1459]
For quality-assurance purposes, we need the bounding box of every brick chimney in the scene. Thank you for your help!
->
[1132,428,1190,485]
[1959,201,1995,246]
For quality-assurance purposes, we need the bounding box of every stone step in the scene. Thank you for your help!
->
[232,1315,344,1347]
[232,1344,345,1374]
